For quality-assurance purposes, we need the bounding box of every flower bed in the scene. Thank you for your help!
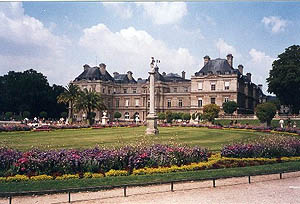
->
[1,154,300,182]
[0,145,208,177]
[222,136,300,158]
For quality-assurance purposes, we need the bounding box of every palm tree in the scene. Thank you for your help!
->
[57,83,80,123]
[74,89,106,125]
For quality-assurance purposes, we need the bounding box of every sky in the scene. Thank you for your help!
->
[0,2,299,94]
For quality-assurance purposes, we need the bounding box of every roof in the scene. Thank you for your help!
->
[114,74,137,84]
[163,73,190,82]
[195,58,239,76]
[75,67,114,82]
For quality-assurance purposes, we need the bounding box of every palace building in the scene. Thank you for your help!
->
[72,54,265,122]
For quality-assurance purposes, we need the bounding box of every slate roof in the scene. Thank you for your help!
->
[163,73,190,82]
[75,66,114,82]
[195,58,239,76]
[114,74,137,84]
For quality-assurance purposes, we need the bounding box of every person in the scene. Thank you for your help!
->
[279,119,284,128]
[293,121,297,129]
[287,118,291,128]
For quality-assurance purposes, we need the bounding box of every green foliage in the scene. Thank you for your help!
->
[5,112,13,120]
[22,111,31,119]
[39,111,48,119]
[255,102,277,126]
[75,89,106,125]
[267,45,300,114]
[0,69,67,118]
[60,112,68,118]
[157,112,166,120]
[182,113,191,121]
[269,98,281,111]
[222,101,238,115]
[203,104,220,122]
[166,111,173,123]
[114,112,122,119]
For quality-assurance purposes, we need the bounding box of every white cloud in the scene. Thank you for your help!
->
[246,49,275,93]
[79,24,197,79]
[262,16,288,33]
[0,2,71,85]
[102,3,133,19]
[137,2,187,25]
[215,38,241,61]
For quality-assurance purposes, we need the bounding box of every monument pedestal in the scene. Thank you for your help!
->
[146,113,159,135]
[101,111,108,125]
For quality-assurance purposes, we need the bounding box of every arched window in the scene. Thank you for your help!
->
[124,112,130,120]
[134,112,140,120]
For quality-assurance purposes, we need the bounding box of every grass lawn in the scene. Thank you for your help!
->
[216,119,300,127]
[0,126,285,151]
[1,161,300,194]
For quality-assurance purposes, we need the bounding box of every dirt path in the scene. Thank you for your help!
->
[1,172,300,204]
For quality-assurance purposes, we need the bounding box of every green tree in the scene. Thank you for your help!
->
[267,45,300,114]
[22,111,31,119]
[255,102,277,127]
[75,89,106,125]
[5,112,13,120]
[157,112,166,120]
[39,111,47,118]
[166,111,173,123]
[114,112,122,121]
[222,101,238,115]
[203,104,220,122]
[61,112,68,118]
[182,113,191,121]
[57,83,80,123]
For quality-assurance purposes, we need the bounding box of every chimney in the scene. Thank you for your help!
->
[258,84,263,90]
[113,72,119,78]
[83,64,90,71]
[99,63,106,75]
[154,65,159,72]
[127,71,133,80]
[238,64,244,75]
[162,72,166,76]
[203,55,210,66]
[182,71,186,79]
[226,54,233,67]
[246,73,252,82]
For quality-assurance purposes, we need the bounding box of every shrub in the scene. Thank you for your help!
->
[39,111,48,118]
[61,112,68,118]
[23,111,31,119]
[203,104,220,122]
[182,113,191,121]
[255,102,277,127]
[222,101,238,115]
[157,112,166,120]
[5,112,13,120]
[114,112,122,120]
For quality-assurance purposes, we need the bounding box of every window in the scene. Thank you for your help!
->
[102,88,105,93]
[198,98,203,107]
[113,88,116,94]
[92,85,96,92]
[125,99,129,107]
[135,99,140,106]
[174,88,177,93]
[124,112,130,120]
[147,100,150,108]
[108,89,111,94]
[224,81,230,90]
[123,88,127,94]
[211,97,216,104]
[211,82,216,91]
[133,88,137,94]
[144,89,147,93]
[184,87,188,92]
[167,99,171,107]
[198,82,203,90]
[116,99,120,107]
[179,99,183,107]
[224,97,229,103]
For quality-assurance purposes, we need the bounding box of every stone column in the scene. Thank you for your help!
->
[146,57,159,135]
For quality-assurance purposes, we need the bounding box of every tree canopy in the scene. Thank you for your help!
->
[203,104,220,122]
[222,101,238,115]
[0,69,67,119]
[267,45,300,114]
[255,102,277,127]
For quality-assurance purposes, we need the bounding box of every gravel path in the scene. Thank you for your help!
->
[2,172,300,204]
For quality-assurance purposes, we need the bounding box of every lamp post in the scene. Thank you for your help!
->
[146,57,159,135]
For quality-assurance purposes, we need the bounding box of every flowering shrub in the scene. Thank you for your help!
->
[105,169,128,177]
[0,145,208,177]
[0,124,31,132]
[55,174,80,180]
[6,174,29,182]
[30,175,53,181]
[83,172,104,178]
[222,136,300,158]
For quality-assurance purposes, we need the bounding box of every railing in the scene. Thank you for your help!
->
[1,170,299,204]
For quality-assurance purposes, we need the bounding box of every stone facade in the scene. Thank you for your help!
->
[72,54,265,122]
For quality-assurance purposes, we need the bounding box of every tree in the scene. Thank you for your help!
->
[74,89,106,125]
[61,112,68,118]
[203,104,220,122]
[255,102,277,127]
[222,101,238,115]
[182,113,191,121]
[5,112,13,120]
[57,83,80,123]
[157,112,166,120]
[39,111,48,119]
[267,45,300,114]
[166,111,173,123]
[114,112,122,121]
[23,111,31,119]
